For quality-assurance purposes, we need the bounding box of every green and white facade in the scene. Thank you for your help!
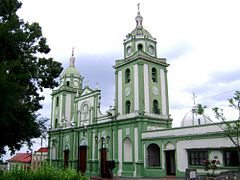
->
[48,8,238,178]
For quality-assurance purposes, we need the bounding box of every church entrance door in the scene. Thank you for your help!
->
[78,145,87,173]
[165,150,176,176]
[64,149,69,169]
[101,148,108,178]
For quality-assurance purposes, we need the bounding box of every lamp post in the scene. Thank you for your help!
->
[82,124,87,137]
[95,135,111,178]
[95,135,110,148]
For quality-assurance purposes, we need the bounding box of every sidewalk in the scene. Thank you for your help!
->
[91,177,184,180]
[119,178,184,180]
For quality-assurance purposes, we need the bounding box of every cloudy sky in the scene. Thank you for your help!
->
[17,0,240,125]
[4,0,238,159]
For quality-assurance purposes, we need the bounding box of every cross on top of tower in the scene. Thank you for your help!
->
[72,47,74,57]
[192,92,197,106]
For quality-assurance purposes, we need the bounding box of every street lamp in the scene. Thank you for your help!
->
[82,124,87,137]
[95,135,110,148]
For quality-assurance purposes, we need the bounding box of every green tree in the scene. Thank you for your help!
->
[0,0,63,155]
[196,91,240,168]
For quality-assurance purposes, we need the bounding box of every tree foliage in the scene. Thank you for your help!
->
[196,91,240,167]
[0,0,63,155]
[212,91,240,146]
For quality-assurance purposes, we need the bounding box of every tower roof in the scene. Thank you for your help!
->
[126,3,153,39]
[61,48,80,78]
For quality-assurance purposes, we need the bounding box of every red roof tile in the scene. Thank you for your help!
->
[8,153,32,163]
[37,147,48,153]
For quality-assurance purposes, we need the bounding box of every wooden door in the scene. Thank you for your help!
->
[165,150,176,176]
[101,148,107,178]
[64,150,69,169]
[79,146,87,173]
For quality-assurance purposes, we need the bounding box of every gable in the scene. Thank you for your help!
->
[81,87,93,96]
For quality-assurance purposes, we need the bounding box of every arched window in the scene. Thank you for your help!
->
[138,44,143,51]
[147,144,160,167]
[152,68,157,82]
[125,68,130,83]
[67,81,70,86]
[126,100,131,114]
[54,119,58,128]
[124,138,132,162]
[153,100,160,114]
[56,97,59,107]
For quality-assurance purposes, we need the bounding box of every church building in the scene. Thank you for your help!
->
[48,6,238,178]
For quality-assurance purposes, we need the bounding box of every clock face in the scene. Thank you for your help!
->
[124,87,131,96]
[73,80,79,87]
[127,46,132,55]
[152,86,159,95]
[148,46,154,55]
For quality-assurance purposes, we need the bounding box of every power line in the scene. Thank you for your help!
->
[171,89,237,109]
[198,90,236,102]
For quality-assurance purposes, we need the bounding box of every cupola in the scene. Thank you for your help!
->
[60,48,83,89]
[124,3,157,58]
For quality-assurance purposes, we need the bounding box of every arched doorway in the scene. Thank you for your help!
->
[63,149,69,169]
[78,138,88,174]
[78,145,87,174]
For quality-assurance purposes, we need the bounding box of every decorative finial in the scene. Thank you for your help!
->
[135,3,143,27]
[72,47,74,57]
[95,82,99,90]
[85,78,89,87]
[137,3,140,14]
[69,47,75,67]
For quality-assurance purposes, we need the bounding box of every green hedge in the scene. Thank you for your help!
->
[0,164,89,180]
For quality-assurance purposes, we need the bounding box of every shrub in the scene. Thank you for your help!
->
[0,164,88,180]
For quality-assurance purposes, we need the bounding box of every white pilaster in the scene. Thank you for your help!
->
[118,129,122,176]
[52,97,55,128]
[118,71,123,114]
[65,94,71,122]
[134,65,139,111]
[92,132,95,160]
[59,95,63,126]
[134,127,139,162]
[134,127,138,177]
[143,64,150,112]
[160,69,167,116]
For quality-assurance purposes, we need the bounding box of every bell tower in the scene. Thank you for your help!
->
[114,5,171,124]
[50,49,83,129]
